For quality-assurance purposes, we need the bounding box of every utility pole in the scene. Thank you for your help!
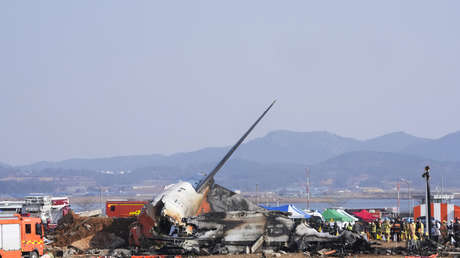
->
[397,182,400,216]
[441,176,445,202]
[401,178,412,217]
[422,165,432,240]
[306,168,310,210]
[256,183,259,205]
[99,186,103,212]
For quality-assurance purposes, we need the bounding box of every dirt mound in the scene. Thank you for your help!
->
[48,210,135,249]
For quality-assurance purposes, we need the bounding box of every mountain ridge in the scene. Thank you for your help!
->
[2,129,460,193]
[19,129,447,171]
[403,131,460,162]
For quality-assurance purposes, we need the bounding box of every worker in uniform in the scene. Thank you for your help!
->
[383,219,392,242]
[370,221,377,240]
[405,220,411,240]
[453,218,460,247]
[407,219,418,251]
[334,222,340,235]
[440,220,448,244]
[409,219,417,240]
[401,220,407,241]
[346,222,353,231]
[420,220,425,240]
[392,219,401,242]
[376,220,382,240]
[322,221,329,233]
[416,220,424,241]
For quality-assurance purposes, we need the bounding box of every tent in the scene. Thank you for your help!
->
[337,209,358,222]
[321,208,354,223]
[261,204,311,219]
[352,209,377,222]
[304,210,324,220]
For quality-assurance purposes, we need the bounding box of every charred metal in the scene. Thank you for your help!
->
[128,102,373,255]
[130,184,372,255]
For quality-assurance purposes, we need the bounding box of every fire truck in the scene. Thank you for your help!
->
[105,199,147,218]
[0,214,44,258]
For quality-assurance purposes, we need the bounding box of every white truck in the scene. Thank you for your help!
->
[23,196,52,223]
[0,201,25,215]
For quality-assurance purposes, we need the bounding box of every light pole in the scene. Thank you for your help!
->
[400,178,412,217]
[256,183,259,205]
[422,165,432,240]
[306,168,310,210]
[397,182,400,216]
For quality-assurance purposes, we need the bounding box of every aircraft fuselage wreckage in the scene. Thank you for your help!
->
[129,101,370,255]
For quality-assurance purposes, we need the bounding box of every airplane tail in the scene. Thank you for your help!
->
[195,100,276,193]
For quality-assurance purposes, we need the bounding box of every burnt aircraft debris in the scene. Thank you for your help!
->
[128,101,373,255]
[40,104,453,257]
[131,184,373,255]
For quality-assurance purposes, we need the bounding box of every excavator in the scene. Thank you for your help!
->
[129,101,370,255]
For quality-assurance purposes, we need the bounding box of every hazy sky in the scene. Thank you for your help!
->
[1,1,459,165]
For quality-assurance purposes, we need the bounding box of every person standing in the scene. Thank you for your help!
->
[377,220,382,240]
[401,220,408,241]
[383,219,392,242]
[440,220,448,244]
[431,220,441,242]
[409,219,416,241]
[393,219,401,242]
[453,219,460,247]
[407,219,418,251]
[448,220,454,245]
[332,221,339,236]
[370,221,377,240]
[346,222,353,232]
[416,220,424,241]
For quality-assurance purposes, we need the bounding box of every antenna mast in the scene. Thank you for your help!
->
[306,168,310,210]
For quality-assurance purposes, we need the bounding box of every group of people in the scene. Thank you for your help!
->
[313,219,366,237]
[367,218,460,245]
[312,217,460,246]
[368,219,424,242]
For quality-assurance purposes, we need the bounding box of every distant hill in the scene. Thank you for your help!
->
[9,130,460,193]
[233,130,362,164]
[362,132,430,152]
[310,151,460,188]
[23,154,168,171]
[21,130,435,171]
[27,152,459,192]
[402,131,460,162]
[0,163,23,177]
[128,159,307,191]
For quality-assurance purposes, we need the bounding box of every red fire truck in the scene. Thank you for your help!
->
[105,200,147,218]
[0,214,44,258]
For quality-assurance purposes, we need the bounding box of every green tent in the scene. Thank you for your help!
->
[321,208,354,222]
[336,209,358,222]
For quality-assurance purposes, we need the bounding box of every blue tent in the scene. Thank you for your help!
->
[261,204,311,219]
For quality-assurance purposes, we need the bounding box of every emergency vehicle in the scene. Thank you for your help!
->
[0,214,44,258]
[105,200,147,218]
[49,197,70,229]
[23,196,52,223]
[0,201,24,215]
